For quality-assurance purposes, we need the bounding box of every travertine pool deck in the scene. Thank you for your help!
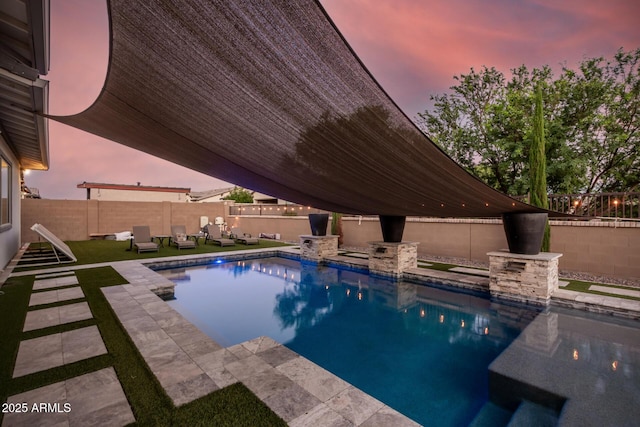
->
[5,246,640,426]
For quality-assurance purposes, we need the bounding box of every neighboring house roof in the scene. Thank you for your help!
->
[0,0,50,170]
[188,186,236,202]
[50,0,568,217]
[77,182,190,193]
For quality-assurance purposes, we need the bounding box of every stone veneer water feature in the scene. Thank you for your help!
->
[367,242,418,276]
[488,251,562,305]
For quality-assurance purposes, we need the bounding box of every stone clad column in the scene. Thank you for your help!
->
[368,241,418,276]
[488,250,562,305]
[299,235,339,261]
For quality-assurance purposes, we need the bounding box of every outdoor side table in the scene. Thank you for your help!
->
[152,235,171,248]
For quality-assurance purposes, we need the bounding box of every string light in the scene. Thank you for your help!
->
[573,349,579,361]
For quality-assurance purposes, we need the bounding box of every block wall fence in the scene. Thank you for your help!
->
[21,200,640,280]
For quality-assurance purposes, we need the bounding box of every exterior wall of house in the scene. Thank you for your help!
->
[19,200,640,280]
[0,136,21,270]
[87,188,188,202]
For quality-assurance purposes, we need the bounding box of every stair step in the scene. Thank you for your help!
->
[469,402,513,427]
[507,400,558,427]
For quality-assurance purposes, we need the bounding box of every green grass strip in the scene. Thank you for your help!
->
[418,262,458,272]
[563,280,640,301]
[1,267,286,426]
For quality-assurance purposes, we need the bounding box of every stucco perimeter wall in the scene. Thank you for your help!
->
[21,199,225,242]
[336,216,640,280]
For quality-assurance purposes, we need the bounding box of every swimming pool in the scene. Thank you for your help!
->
[157,256,540,425]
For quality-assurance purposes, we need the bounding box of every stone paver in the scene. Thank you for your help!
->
[23,302,92,332]
[590,284,640,298]
[29,286,84,307]
[32,275,79,290]
[12,334,62,378]
[62,325,107,364]
[289,403,352,427]
[13,326,107,378]
[449,266,490,277]
[22,306,60,332]
[3,367,134,427]
[345,252,369,259]
[326,386,385,426]
[35,271,76,280]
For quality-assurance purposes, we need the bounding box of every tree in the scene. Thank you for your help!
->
[418,48,640,196]
[222,186,254,203]
[530,85,550,251]
[331,212,343,246]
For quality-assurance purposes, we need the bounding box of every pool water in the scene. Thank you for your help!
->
[158,257,538,426]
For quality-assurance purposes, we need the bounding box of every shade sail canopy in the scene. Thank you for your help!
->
[51,0,562,217]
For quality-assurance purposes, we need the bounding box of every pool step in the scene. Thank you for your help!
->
[507,400,559,427]
[470,400,559,427]
[469,402,513,427]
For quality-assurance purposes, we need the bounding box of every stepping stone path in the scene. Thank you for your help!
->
[590,285,640,298]
[4,271,135,426]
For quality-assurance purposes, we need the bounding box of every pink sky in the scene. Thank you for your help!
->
[25,0,640,199]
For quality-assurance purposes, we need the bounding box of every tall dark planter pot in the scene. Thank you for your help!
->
[379,215,406,243]
[502,212,548,255]
[308,214,329,236]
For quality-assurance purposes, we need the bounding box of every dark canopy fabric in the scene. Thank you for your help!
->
[51,0,562,217]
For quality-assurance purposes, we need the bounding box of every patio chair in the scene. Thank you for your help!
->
[231,227,259,245]
[171,225,197,250]
[132,225,159,253]
[204,225,235,247]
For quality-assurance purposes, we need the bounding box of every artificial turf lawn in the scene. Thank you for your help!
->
[16,238,291,271]
[0,267,286,426]
[563,280,640,301]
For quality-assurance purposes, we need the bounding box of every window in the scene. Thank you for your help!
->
[1,155,10,229]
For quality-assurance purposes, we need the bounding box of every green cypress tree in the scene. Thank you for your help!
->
[530,85,551,251]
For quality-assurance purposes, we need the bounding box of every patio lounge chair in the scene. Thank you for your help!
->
[204,225,235,247]
[171,225,196,250]
[231,227,259,245]
[132,225,159,253]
